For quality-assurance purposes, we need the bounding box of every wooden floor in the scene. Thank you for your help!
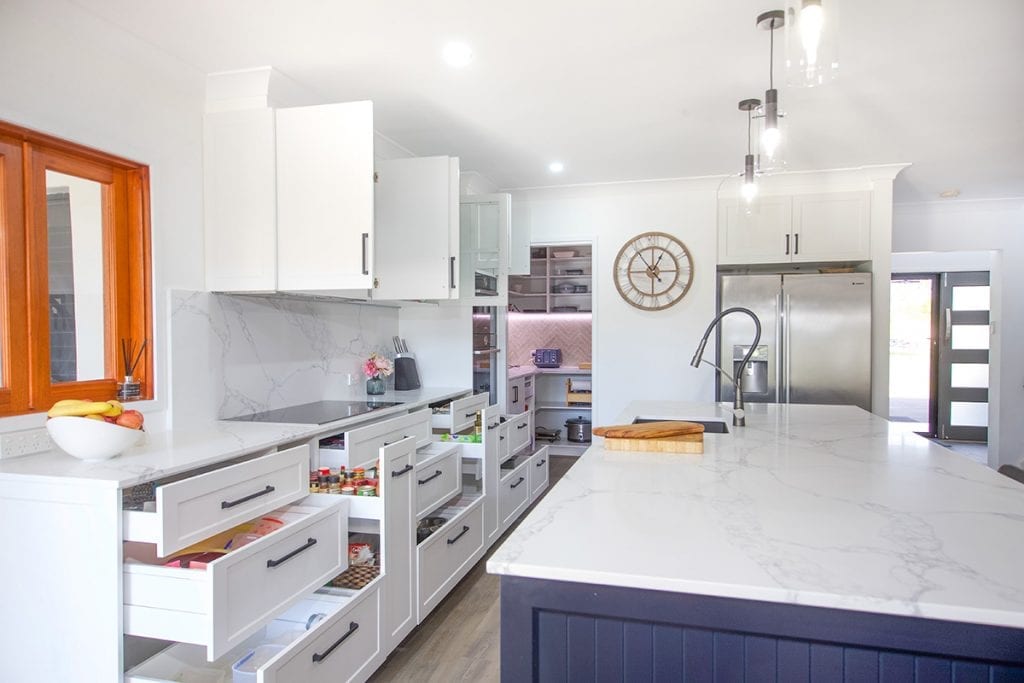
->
[369,455,577,682]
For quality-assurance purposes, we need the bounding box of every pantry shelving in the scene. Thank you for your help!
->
[508,244,592,313]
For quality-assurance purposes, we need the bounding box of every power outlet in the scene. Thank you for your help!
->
[346,373,355,386]
[0,427,53,459]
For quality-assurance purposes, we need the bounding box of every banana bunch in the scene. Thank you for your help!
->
[47,399,123,419]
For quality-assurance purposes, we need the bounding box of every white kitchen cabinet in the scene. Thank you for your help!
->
[380,438,416,654]
[717,191,870,265]
[498,455,531,532]
[429,392,488,434]
[507,410,532,456]
[507,375,526,414]
[790,191,871,263]
[204,101,375,293]
[529,446,550,503]
[373,156,460,300]
[508,199,531,275]
[459,193,510,305]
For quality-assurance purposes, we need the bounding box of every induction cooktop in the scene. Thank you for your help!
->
[225,400,403,425]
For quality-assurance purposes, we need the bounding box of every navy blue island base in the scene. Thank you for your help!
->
[500,575,1024,681]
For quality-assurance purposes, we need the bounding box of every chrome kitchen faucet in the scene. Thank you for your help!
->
[690,307,762,427]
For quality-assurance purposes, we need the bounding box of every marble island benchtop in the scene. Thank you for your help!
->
[0,387,470,489]
[487,400,1024,630]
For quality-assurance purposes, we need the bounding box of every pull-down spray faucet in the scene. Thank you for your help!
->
[690,307,762,426]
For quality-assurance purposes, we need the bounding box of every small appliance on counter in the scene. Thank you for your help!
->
[533,348,562,368]
[565,415,592,443]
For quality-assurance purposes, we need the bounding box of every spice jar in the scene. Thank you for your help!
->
[327,474,342,494]
[340,485,356,496]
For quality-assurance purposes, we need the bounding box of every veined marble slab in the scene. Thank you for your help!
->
[487,401,1024,630]
[0,387,468,488]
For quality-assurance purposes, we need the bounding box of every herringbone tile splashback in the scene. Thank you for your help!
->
[508,314,592,367]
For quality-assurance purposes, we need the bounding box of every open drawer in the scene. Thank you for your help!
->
[414,443,461,519]
[507,410,531,457]
[429,393,487,434]
[123,494,348,661]
[126,582,381,683]
[319,409,430,471]
[123,445,310,557]
[416,500,484,621]
[499,459,531,531]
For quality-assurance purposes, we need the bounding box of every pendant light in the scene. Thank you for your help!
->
[756,10,786,171]
[738,98,761,210]
[784,0,839,87]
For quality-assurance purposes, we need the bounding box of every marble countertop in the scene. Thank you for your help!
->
[507,365,591,379]
[0,387,469,489]
[487,400,1024,630]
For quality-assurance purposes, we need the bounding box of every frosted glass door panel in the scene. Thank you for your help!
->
[952,286,989,311]
[951,325,989,350]
[951,363,989,389]
[950,402,988,427]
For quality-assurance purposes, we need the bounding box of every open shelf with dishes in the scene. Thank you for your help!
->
[509,244,592,313]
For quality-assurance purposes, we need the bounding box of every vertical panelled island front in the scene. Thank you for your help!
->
[487,401,1024,681]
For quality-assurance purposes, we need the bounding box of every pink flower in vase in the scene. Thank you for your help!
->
[364,353,394,379]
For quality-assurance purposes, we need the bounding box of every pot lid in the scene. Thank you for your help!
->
[565,416,591,425]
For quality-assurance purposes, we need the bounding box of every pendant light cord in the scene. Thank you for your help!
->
[747,110,753,154]
[768,22,775,90]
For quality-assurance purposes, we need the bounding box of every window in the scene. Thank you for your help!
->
[0,120,152,416]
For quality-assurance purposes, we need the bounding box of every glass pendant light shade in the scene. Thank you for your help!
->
[734,99,762,217]
[755,96,787,174]
[784,0,839,87]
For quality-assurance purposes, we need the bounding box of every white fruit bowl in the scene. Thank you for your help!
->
[46,416,145,461]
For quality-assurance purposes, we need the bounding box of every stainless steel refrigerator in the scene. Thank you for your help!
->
[718,273,872,411]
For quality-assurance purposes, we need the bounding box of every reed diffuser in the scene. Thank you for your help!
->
[118,338,147,400]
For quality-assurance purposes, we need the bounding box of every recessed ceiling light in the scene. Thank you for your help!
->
[548,161,564,174]
[939,188,961,199]
[442,41,473,68]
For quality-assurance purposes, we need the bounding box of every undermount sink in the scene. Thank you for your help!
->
[632,417,730,434]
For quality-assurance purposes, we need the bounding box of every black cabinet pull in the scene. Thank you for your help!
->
[513,385,519,402]
[446,525,470,545]
[500,435,505,441]
[486,422,498,431]
[361,233,369,275]
[383,435,410,446]
[785,233,790,255]
[510,476,525,489]
[536,459,547,467]
[418,469,443,485]
[392,464,413,478]
[794,233,800,254]
[517,423,528,430]
[266,537,317,568]
[449,256,456,289]
[464,412,476,418]
[221,485,275,509]
[312,621,359,663]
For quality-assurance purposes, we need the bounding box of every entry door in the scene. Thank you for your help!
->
[937,272,990,441]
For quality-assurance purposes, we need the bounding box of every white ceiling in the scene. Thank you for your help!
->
[71,0,1024,202]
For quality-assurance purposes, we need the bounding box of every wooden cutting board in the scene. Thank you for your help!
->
[593,421,704,454]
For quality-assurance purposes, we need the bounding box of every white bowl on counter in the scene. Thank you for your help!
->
[46,416,145,461]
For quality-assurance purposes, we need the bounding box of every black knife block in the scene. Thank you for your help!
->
[394,354,421,391]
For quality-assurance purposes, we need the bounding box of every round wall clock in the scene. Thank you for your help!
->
[613,231,694,310]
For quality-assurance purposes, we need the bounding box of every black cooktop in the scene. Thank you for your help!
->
[226,400,403,425]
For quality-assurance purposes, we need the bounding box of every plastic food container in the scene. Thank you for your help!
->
[232,644,285,683]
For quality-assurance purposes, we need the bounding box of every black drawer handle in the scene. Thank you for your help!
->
[266,537,317,568]
[500,435,505,441]
[418,469,443,485]
[536,459,547,467]
[517,423,528,430]
[392,464,414,478]
[486,422,498,431]
[221,485,275,509]
[510,476,525,489]
[383,435,410,446]
[464,411,476,418]
[312,621,359,663]
[447,525,470,545]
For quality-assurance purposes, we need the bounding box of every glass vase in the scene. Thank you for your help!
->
[366,376,386,395]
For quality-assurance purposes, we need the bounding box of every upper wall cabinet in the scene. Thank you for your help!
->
[204,101,375,293]
[372,156,460,300]
[717,191,871,266]
[460,193,510,306]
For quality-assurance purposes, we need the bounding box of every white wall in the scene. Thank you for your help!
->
[893,198,1024,468]
[511,178,721,425]
[0,0,206,430]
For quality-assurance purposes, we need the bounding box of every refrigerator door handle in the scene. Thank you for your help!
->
[785,293,792,404]
[775,292,783,403]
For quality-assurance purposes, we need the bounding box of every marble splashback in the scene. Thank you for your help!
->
[168,290,400,423]
[508,313,592,367]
